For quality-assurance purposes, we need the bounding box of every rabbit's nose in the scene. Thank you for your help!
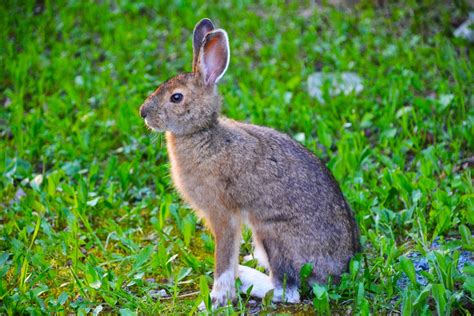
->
[140,104,149,118]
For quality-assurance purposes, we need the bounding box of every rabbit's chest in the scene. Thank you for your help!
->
[167,147,234,212]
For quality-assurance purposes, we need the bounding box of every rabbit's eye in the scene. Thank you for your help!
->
[170,93,183,103]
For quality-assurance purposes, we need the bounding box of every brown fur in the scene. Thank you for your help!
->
[140,19,360,307]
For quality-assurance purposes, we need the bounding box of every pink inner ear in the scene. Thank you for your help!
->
[193,19,214,71]
[203,35,228,84]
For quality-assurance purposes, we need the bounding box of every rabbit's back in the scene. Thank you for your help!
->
[231,121,359,281]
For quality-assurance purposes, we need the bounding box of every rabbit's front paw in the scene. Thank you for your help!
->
[210,287,235,308]
[210,270,235,308]
[197,289,234,312]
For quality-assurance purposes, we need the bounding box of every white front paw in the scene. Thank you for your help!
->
[210,286,235,308]
[197,288,234,312]
[210,269,235,308]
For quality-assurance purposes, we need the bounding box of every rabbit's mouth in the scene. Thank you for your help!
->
[144,118,165,132]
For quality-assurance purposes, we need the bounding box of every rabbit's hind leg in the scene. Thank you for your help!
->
[242,239,270,270]
[238,265,300,303]
[273,285,300,303]
[238,265,273,298]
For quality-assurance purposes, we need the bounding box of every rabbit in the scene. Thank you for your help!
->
[139,18,360,309]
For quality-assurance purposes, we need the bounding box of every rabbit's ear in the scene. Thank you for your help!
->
[192,18,215,72]
[197,29,230,85]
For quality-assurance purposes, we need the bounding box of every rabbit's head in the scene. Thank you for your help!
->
[140,19,229,135]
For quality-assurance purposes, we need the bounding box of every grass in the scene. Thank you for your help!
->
[1,0,473,314]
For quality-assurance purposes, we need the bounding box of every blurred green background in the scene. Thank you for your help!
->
[1,0,473,314]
